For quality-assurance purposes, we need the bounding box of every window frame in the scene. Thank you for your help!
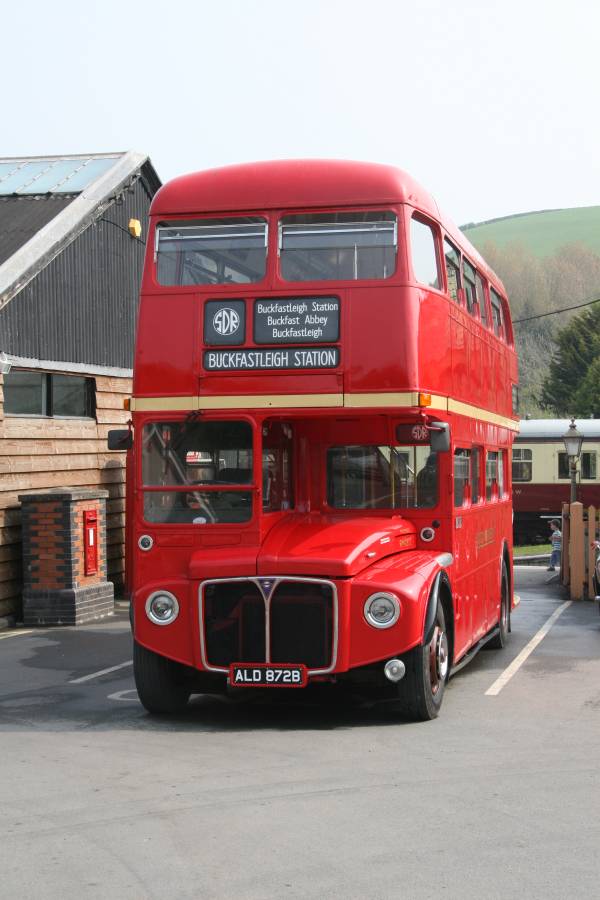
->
[409,213,442,290]
[140,416,258,527]
[278,210,399,284]
[3,369,95,419]
[490,288,505,340]
[443,238,462,304]
[154,215,270,288]
[462,258,478,317]
[512,447,533,483]
[558,450,597,481]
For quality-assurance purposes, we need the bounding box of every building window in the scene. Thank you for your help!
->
[410,215,440,289]
[558,451,597,480]
[512,448,532,482]
[3,371,95,418]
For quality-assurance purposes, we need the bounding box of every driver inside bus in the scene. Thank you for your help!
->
[416,452,438,507]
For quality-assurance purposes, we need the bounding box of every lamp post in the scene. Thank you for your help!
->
[563,418,583,503]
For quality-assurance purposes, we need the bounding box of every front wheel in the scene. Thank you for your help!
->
[397,599,449,721]
[133,641,191,714]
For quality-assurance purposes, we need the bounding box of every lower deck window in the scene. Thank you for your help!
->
[144,490,252,524]
[327,445,438,509]
[142,419,254,524]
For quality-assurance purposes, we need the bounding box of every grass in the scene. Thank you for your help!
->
[461,206,600,258]
[514,543,551,557]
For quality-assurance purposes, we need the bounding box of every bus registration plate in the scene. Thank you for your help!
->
[230,663,307,688]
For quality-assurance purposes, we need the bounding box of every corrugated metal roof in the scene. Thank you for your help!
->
[0,196,74,266]
[0,151,159,310]
[0,155,120,195]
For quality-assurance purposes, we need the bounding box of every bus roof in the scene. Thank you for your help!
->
[151,159,439,217]
[151,159,505,296]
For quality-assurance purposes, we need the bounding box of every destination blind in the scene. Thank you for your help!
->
[254,297,339,344]
[204,347,340,371]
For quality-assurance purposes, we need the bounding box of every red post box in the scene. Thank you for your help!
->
[83,509,98,575]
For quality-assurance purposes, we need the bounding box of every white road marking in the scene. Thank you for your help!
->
[107,689,139,702]
[485,600,572,696]
[0,630,35,641]
[69,661,133,683]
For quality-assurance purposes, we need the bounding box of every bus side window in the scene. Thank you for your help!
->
[444,239,461,303]
[409,215,441,289]
[475,273,490,328]
[462,258,477,316]
[490,288,505,339]
[454,448,471,506]
[471,446,481,502]
[486,450,499,500]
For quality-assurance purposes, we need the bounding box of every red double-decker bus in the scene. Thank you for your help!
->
[113,160,519,720]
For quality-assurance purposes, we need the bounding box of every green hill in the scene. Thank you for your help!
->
[461,206,600,258]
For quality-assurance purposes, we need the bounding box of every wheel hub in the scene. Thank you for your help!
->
[428,625,448,695]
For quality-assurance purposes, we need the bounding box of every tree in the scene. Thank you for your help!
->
[572,356,600,418]
[540,303,600,414]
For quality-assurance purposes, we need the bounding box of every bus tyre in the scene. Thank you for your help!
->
[487,562,509,650]
[398,600,448,721]
[133,641,191,714]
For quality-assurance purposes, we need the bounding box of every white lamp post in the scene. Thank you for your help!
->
[563,418,584,503]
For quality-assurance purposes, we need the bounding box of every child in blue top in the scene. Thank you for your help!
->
[548,519,562,571]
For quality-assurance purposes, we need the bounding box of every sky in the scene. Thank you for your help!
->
[2,0,599,225]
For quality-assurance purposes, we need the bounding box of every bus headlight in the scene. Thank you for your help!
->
[145,591,179,626]
[364,592,400,629]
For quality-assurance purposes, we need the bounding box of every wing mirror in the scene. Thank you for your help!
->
[429,422,450,453]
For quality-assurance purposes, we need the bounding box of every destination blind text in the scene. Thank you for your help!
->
[204,347,340,371]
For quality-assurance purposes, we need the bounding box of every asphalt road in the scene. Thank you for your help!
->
[1,569,599,900]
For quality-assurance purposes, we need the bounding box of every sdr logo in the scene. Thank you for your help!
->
[213,307,240,336]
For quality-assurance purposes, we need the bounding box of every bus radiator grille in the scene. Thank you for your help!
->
[270,582,333,669]
[202,579,334,670]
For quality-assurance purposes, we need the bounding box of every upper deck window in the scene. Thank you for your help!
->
[279,211,397,282]
[490,288,505,339]
[462,259,477,315]
[155,217,267,286]
[475,272,490,328]
[409,215,440,289]
[444,240,461,303]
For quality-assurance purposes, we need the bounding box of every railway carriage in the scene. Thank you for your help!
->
[513,419,600,543]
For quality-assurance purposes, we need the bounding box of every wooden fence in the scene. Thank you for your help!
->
[561,502,599,601]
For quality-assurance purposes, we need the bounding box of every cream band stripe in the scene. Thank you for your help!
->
[129,392,519,430]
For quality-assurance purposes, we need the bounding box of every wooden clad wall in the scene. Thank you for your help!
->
[0,373,131,621]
